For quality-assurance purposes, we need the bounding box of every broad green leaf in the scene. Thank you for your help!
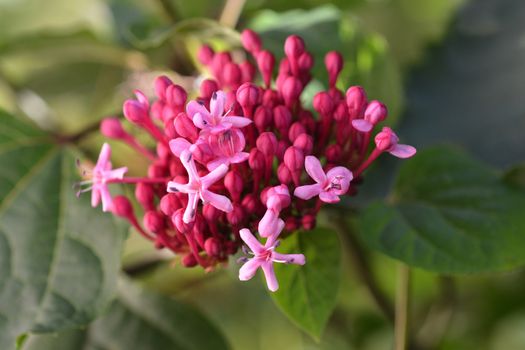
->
[271,228,342,340]
[359,147,525,273]
[22,277,231,350]
[248,5,404,124]
[0,110,126,349]
[504,164,525,190]
[401,0,525,167]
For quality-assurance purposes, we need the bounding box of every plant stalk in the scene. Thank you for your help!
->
[395,263,411,350]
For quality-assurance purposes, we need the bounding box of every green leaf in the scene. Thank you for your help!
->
[503,164,525,190]
[401,0,525,167]
[271,228,342,340]
[359,147,525,273]
[22,277,231,350]
[0,110,126,349]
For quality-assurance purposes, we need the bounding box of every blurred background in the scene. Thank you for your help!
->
[2,0,525,349]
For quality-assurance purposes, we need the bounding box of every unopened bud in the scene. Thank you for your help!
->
[346,86,367,119]
[203,203,221,222]
[144,211,164,233]
[160,193,181,216]
[284,35,305,59]
[313,91,334,116]
[242,193,262,214]
[285,217,298,232]
[281,76,302,107]
[174,113,198,140]
[333,101,347,122]
[284,146,304,171]
[197,44,214,65]
[200,79,219,100]
[123,100,149,124]
[227,205,245,226]
[302,214,316,230]
[298,52,314,71]
[324,51,343,87]
[248,148,265,171]
[240,61,256,82]
[222,62,242,88]
[254,106,273,132]
[288,122,307,142]
[241,29,262,54]
[293,133,313,155]
[326,144,342,162]
[100,117,127,139]
[256,132,278,156]
[112,195,134,218]
[135,182,155,209]
[204,237,221,257]
[374,127,398,151]
[256,50,275,87]
[172,208,194,234]
[154,75,173,100]
[273,105,292,131]
[166,84,187,107]
[182,253,198,267]
[365,100,387,124]
[224,170,243,202]
[277,163,293,185]
[236,82,260,109]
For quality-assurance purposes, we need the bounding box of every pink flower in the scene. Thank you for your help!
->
[186,91,252,135]
[352,100,387,132]
[206,129,249,170]
[294,156,352,203]
[77,143,128,212]
[167,150,233,223]
[259,185,291,237]
[375,127,417,158]
[239,221,305,292]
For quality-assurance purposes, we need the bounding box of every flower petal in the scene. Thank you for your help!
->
[272,252,306,265]
[106,166,128,180]
[261,261,279,292]
[239,258,263,281]
[258,209,279,238]
[389,144,417,159]
[169,138,192,157]
[96,143,111,169]
[304,156,327,184]
[206,157,230,171]
[186,100,210,119]
[201,164,228,188]
[200,190,233,213]
[222,116,252,128]
[294,183,322,200]
[183,192,199,223]
[193,112,212,129]
[352,119,373,132]
[99,186,113,212]
[91,187,101,208]
[230,152,249,164]
[239,228,264,254]
[167,181,193,194]
[319,191,340,203]
[180,150,200,181]
[326,166,353,195]
[210,91,225,119]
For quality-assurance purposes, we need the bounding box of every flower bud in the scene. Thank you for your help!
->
[197,44,214,65]
[248,148,265,171]
[148,163,168,178]
[200,79,219,100]
[374,127,398,151]
[236,82,260,110]
[299,110,316,134]
[166,84,187,107]
[302,214,316,230]
[156,142,170,160]
[285,217,298,232]
[172,208,194,234]
[346,86,367,119]
[182,253,198,267]
[242,193,262,214]
[160,193,181,216]
[276,140,288,161]
[135,182,155,209]
[326,144,342,162]
[333,101,347,122]
[273,105,292,131]
[123,99,149,124]
[203,203,221,222]
[313,91,334,116]
[100,117,127,139]
[254,106,273,132]
[298,52,314,71]
[241,29,262,54]
[222,62,242,88]
[288,122,306,142]
[240,61,256,82]
[284,35,305,59]
[174,113,198,140]
[293,133,313,155]
[277,163,293,185]
[204,237,221,257]
[154,75,173,100]
[284,146,304,171]
[256,132,278,156]
[281,76,302,107]
[227,205,245,226]
[262,89,279,107]
[324,51,343,87]
[224,170,243,202]
[164,117,178,139]
[256,50,275,87]
[112,195,134,218]
[144,211,164,233]
[365,100,387,124]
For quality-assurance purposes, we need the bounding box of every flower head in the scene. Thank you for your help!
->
[167,149,232,223]
[76,143,128,212]
[294,156,352,203]
[375,127,417,159]
[239,222,305,292]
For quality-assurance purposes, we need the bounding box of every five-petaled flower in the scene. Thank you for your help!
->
[239,220,306,292]
[294,156,353,203]
[77,143,128,212]
[167,149,233,223]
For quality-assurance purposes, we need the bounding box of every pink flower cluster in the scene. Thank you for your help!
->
[79,30,415,291]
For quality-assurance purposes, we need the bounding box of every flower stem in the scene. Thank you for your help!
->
[219,0,246,28]
[395,263,411,350]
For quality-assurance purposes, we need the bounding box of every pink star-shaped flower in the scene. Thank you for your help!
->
[186,91,252,135]
[294,156,353,203]
[167,149,233,223]
[77,143,128,212]
[375,127,417,158]
[239,220,306,292]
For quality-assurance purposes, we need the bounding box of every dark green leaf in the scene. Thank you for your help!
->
[402,0,525,167]
[22,277,231,350]
[271,228,341,340]
[0,110,126,349]
[359,147,525,273]
[503,164,525,190]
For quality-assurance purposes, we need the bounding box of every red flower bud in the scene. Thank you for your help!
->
[346,86,367,119]
[365,100,388,124]
[374,127,398,151]
[256,132,278,156]
[197,44,214,65]
[284,146,304,171]
[135,182,155,210]
[324,51,343,87]
[248,148,266,171]
[281,76,302,107]
[293,133,313,155]
[144,211,164,233]
[277,163,293,185]
[166,84,187,107]
[333,101,347,122]
[123,100,149,124]
[298,52,314,71]
[241,29,262,54]
[302,214,316,230]
[222,62,242,88]
[148,164,168,178]
[273,105,292,131]
[313,91,334,116]
[256,50,275,87]
[112,195,134,218]
[202,203,221,222]
[254,106,273,132]
[285,217,298,232]
[200,79,219,100]
[182,253,198,267]
[227,205,245,226]
[284,35,305,59]
[172,208,194,234]
[160,193,181,216]
[174,113,198,141]
[236,82,260,109]
[100,117,128,139]
[204,237,221,257]
[326,144,342,162]
[224,170,243,202]
[242,193,262,214]
[164,117,178,139]
[240,61,256,83]
[288,122,307,142]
